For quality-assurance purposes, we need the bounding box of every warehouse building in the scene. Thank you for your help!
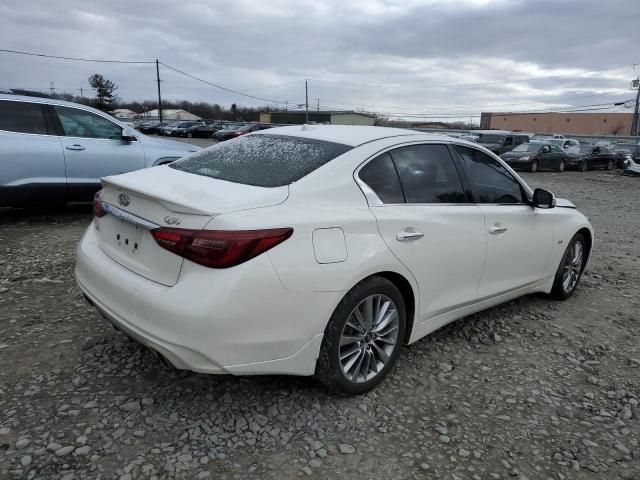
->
[259,110,376,126]
[480,111,633,136]
[141,109,201,121]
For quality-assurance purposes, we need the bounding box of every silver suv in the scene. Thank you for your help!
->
[0,94,200,207]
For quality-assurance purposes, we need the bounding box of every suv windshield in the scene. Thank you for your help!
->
[478,135,505,144]
[512,143,541,152]
[170,134,353,187]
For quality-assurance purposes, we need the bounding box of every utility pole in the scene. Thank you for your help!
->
[316,98,320,111]
[631,76,640,136]
[49,81,55,95]
[305,80,309,124]
[285,100,288,112]
[156,59,163,123]
[77,88,83,100]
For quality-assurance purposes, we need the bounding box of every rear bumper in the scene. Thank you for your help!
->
[75,223,337,375]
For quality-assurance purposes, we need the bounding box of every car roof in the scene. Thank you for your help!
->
[0,93,119,119]
[250,124,444,147]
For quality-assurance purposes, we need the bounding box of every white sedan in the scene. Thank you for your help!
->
[76,125,593,394]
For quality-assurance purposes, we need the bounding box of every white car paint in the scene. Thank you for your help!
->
[75,125,593,378]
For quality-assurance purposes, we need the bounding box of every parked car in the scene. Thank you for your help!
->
[159,122,181,136]
[611,143,640,168]
[549,138,580,154]
[567,145,616,171]
[184,123,219,138]
[475,132,529,155]
[137,121,167,135]
[214,123,270,141]
[500,142,570,172]
[76,125,593,394]
[0,94,200,207]
[169,121,205,137]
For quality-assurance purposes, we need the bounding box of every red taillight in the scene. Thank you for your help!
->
[150,228,293,269]
[93,190,106,218]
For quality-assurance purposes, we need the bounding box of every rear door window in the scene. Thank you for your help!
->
[359,153,404,204]
[390,144,466,203]
[0,100,50,135]
[170,134,352,187]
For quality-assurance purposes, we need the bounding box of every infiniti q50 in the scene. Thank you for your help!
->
[75,125,593,394]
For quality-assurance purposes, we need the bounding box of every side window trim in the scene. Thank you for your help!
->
[356,141,473,206]
[451,143,531,206]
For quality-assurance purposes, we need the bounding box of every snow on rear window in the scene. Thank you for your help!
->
[169,134,353,187]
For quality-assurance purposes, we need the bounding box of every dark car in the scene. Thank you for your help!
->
[500,142,569,172]
[610,143,640,168]
[476,133,529,155]
[567,145,617,172]
[170,121,204,137]
[184,123,218,138]
[214,123,270,141]
[136,121,161,134]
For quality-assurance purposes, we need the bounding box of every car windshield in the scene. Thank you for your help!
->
[578,145,595,153]
[512,143,541,152]
[549,139,564,146]
[613,144,636,151]
[478,134,505,143]
[170,134,353,187]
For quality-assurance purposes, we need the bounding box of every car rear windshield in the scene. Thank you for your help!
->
[169,134,353,187]
[512,143,541,152]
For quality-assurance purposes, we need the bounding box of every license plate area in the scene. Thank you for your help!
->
[112,219,144,255]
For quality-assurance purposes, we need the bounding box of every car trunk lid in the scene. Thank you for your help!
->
[95,165,289,286]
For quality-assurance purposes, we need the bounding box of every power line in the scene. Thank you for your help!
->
[158,62,288,104]
[352,101,633,119]
[0,48,153,64]
[317,91,628,112]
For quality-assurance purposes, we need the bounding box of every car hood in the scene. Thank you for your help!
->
[139,134,201,154]
[502,151,532,159]
[556,198,576,208]
[477,142,501,149]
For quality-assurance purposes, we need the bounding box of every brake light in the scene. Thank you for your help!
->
[93,190,106,218]
[151,228,293,268]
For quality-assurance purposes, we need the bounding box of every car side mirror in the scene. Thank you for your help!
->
[532,188,556,209]
[121,128,136,142]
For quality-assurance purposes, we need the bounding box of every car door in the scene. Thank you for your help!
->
[549,144,565,168]
[0,99,67,205]
[538,145,554,169]
[453,145,554,298]
[52,105,145,201]
[359,143,486,321]
[599,147,615,168]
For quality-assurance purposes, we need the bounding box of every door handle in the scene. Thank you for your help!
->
[396,229,424,241]
[65,145,85,151]
[489,226,508,234]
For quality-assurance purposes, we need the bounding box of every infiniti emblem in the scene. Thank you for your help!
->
[164,216,181,225]
[118,193,130,207]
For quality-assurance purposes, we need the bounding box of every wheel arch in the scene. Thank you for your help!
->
[577,227,593,267]
[364,271,417,344]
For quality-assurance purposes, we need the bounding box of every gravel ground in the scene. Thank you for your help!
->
[1,167,639,480]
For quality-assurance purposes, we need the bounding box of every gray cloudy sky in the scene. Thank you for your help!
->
[0,0,638,121]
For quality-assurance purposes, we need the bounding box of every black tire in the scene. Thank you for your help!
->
[557,160,565,172]
[529,160,538,173]
[550,233,587,300]
[315,276,406,395]
[606,159,613,171]
[579,161,588,172]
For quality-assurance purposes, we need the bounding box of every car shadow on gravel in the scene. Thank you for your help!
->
[0,204,92,225]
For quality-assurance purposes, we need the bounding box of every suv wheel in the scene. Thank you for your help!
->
[529,160,538,173]
[579,161,588,172]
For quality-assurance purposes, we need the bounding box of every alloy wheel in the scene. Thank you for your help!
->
[562,240,584,293]
[339,294,400,384]
[558,161,565,172]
